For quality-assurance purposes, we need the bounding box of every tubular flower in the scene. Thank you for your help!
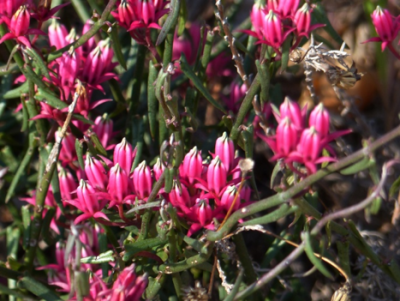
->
[85,155,108,191]
[364,6,400,51]
[207,156,227,196]
[180,146,203,184]
[132,161,153,200]
[114,138,135,175]
[215,132,235,173]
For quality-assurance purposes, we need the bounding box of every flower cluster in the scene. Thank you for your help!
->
[112,0,168,45]
[39,224,147,301]
[260,98,350,174]
[246,0,324,53]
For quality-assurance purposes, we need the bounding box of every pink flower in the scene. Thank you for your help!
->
[59,49,80,99]
[278,97,305,129]
[59,167,77,201]
[68,180,109,224]
[251,3,266,37]
[114,138,135,175]
[0,0,24,20]
[194,198,213,227]
[85,155,108,191]
[168,181,193,213]
[93,114,114,148]
[132,161,152,200]
[107,265,148,301]
[219,185,241,212]
[215,132,235,173]
[277,0,300,18]
[48,20,69,49]
[207,156,227,196]
[153,158,164,181]
[364,6,400,51]
[180,146,203,184]
[289,127,335,174]
[309,103,330,138]
[262,10,285,49]
[269,117,298,161]
[108,163,131,207]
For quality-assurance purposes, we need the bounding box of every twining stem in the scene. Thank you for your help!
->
[234,243,305,300]
[25,89,79,272]
[311,161,395,236]
[208,123,400,241]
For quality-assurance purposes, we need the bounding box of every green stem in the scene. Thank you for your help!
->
[229,73,260,142]
[232,234,263,300]
[137,210,151,241]
[158,242,214,274]
[208,123,400,241]
[168,229,183,299]
[27,80,47,145]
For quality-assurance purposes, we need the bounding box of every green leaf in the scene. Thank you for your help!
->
[180,54,226,113]
[312,4,344,46]
[302,231,333,279]
[75,138,85,170]
[3,81,29,99]
[36,88,68,110]
[90,132,108,156]
[337,240,351,278]
[6,226,20,258]
[123,237,168,261]
[0,283,34,299]
[156,0,180,46]
[81,250,115,264]
[270,162,281,189]
[109,24,127,70]
[340,157,374,175]
[18,277,62,301]
[147,61,158,139]
[24,47,51,80]
[223,269,244,301]
[177,0,187,36]
[389,175,400,198]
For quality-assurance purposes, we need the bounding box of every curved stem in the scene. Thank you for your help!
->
[311,160,398,236]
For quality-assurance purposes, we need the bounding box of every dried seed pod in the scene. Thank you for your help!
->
[331,281,352,301]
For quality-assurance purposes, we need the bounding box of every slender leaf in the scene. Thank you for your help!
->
[180,54,226,113]
[18,277,62,301]
[303,231,333,279]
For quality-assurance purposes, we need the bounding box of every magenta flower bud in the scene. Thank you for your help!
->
[140,0,156,25]
[220,185,240,211]
[59,49,80,98]
[279,97,303,129]
[133,161,152,200]
[48,20,68,49]
[251,3,266,36]
[372,7,394,40]
[93,114,113,148]
[215,132,235,172]
[194,198,213,226]
[98,38,114,73]
[181,146,203,184]
[153,158,164,181]
[108,163,129,203]
[116,0,136,29]
[85,154,108,191]
[109,265,148,301]
[114,138,134,175]
[276,117,298,157]
[277,0,300,18]
[297,126,324,174]
[10,5,30,37]
[294,3,311,37]
[207,156,227,195]
[263,10,284,49]
[59,167,77,201]
[169,181,193,210]
[82,46,104,85]
[309,103,330,138]
[77,180,99,215]
[82,19,96,54]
